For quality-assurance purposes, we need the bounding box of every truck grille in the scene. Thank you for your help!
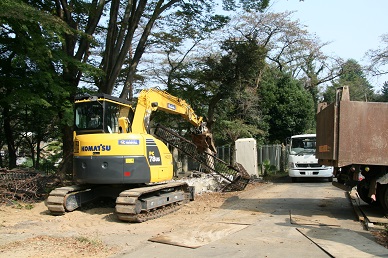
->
[296,163,321,168]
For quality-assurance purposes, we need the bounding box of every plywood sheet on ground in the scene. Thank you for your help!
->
[297,227,388,258]
[148,222,249,249]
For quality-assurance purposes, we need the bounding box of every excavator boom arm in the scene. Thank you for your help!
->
[131,88,204,133]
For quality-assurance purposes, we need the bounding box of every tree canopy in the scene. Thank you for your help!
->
[0,0,271,171]
[322,59,376,103]
[1,0,386,171]
[260,68,315,143]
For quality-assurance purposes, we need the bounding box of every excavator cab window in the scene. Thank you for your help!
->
[75,102,104,133]
[74,96,134,134]
[104,102,134,133]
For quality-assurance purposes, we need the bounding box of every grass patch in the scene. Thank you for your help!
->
[11,201,35,210]
[263,171,288,182]
[75,236,103,247]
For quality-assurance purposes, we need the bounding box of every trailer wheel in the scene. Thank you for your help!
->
[378,185,388,215]
[337,177,345,184]
[356,180,373,204]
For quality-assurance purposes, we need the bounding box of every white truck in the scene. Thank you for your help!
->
[288,134,333,182]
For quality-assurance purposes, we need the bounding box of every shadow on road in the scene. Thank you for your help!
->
[268,175,333,184]
[217,180,388,256]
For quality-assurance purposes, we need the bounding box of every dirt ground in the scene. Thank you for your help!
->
[0,181,387,258]
[0,182,262,258]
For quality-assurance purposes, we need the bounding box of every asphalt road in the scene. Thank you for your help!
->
[115,178,388,258]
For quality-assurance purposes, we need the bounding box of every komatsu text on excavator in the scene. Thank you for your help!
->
[46,89,249,222]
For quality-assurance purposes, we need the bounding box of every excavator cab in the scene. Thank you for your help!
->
[74,94,134,135]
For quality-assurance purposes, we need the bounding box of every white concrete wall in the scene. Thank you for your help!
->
[235,138,258,177]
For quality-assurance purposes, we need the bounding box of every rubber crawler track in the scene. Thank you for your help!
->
[115,182,190,222]
[46,185,85,215]
[46,182,190,222]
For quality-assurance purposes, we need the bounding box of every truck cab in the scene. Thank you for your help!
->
[288,134,333,182]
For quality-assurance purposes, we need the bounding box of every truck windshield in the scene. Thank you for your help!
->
[290,137,316,155]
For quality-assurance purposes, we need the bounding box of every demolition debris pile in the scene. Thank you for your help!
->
[0,168,60,204]
[154,124,251,192]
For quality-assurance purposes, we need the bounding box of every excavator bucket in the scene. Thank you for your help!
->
[191,132,217,154]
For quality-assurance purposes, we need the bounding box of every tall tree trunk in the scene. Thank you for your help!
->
[23,134,36,168]
[230,142,236,166]
[206,94,222,131]
[35,135,42,170]
[3,105,17,169]
[59,124,73,181]
[54,0,106,179]
[30,141,36,168]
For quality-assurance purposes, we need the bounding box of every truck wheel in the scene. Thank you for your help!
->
[337,177,345,184]
[356,180,373,204]
[378,185,388,215]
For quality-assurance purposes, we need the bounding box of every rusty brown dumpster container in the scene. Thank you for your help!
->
[317,98,388,168]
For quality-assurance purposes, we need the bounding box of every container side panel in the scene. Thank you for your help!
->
[316,103,337,165]
[338,101,388,167]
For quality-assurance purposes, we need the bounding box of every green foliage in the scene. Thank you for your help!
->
[18,157,33,168]
[377,82,388,102]
[159,36,268,148]
[0,0,72,35]
[204,39,267,145]
[214,39,267,93]
[222,0,269,12]
[212,88,267,146]
[323,59,377,103]
[11,200,34,210]
[262,159,271,176]
[339,59,376,101]
[260,68,315,143]
[0,0,294,171]
[0,0,73,168]
[75,236,102,246]
[321,85,336,104]
[39,141,63,173]
[218,119,264,142]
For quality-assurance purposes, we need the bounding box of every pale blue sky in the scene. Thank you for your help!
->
[270,0,388,89]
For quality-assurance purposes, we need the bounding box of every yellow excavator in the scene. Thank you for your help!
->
[46,88,249,222]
